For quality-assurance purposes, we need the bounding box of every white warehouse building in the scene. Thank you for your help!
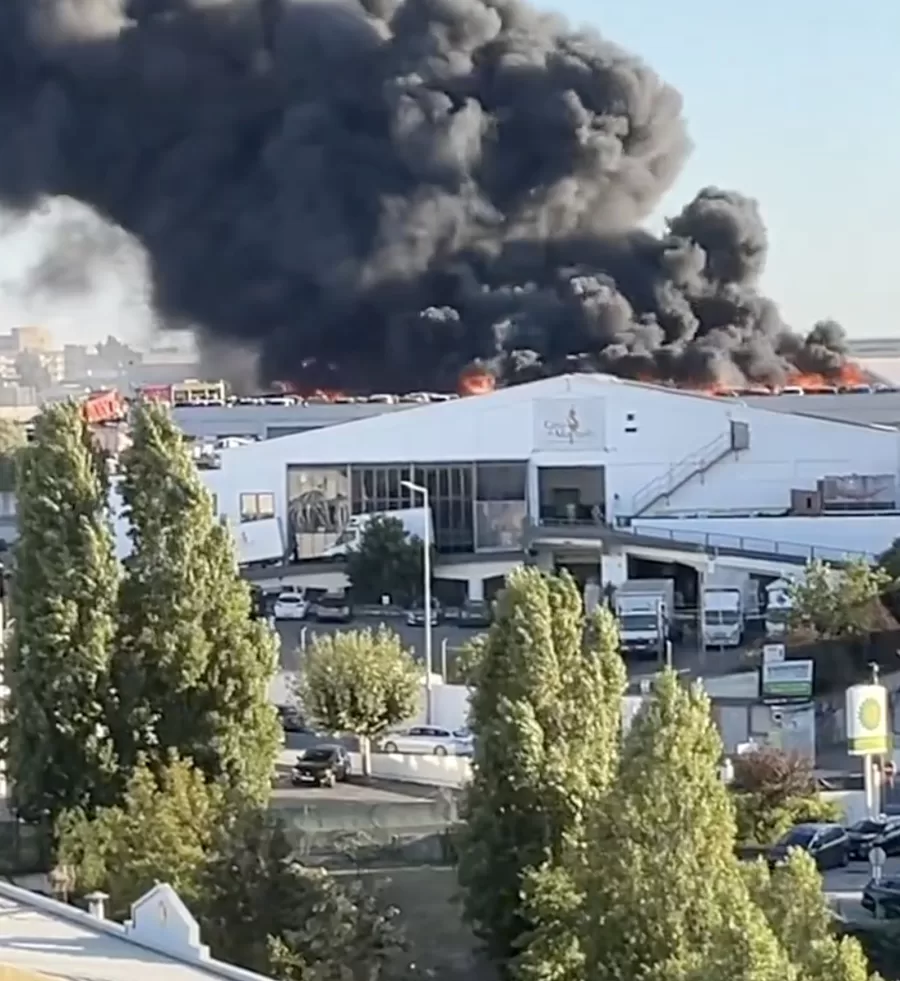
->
[192,373,900,604]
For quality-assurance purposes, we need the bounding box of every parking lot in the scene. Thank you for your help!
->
[272,613,750,682]
[823,855,900,921]
[275,615,483,673]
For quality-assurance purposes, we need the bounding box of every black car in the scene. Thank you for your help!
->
[768,822,849,871]
[847,816,900,860]
[862,876,900,918]
[276,704,313,734]
[291,745,352,788]
[459,600,492,628]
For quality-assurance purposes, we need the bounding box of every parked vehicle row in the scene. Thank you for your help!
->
[284,726,473,793]
[764,815,900,919]
[266,585,494,629]
[271,588,353,623]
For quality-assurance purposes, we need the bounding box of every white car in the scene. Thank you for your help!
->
[379,725,474,757]
[273,592,309,621]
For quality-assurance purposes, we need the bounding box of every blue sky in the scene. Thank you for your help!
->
[544,0,900,338]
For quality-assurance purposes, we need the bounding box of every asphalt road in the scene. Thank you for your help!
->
[822,856,899,921]
[273,614,751,679]
[275,615,486,672]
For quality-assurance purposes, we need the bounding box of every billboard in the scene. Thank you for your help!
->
[760,659,814,704]
[846,684,891,756]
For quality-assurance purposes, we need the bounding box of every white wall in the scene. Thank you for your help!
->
[358,752,470,788]
[595,384,899,518]
[698,672,760,699]
[635,514,900,559]
[197,376,900,543]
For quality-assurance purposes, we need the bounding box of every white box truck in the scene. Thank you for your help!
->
[322,507,433,557]
[702,586,745,647]
[764,578,794,637]
[614,579,675,661]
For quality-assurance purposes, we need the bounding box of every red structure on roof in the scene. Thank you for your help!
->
[82,390,126,425]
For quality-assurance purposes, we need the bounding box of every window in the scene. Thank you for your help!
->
[476,462,527,501]
[210,493,218,514]
[240,492,275,522]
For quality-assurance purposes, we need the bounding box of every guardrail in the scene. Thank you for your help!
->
[626,524,876,565]
[533,516,876,565]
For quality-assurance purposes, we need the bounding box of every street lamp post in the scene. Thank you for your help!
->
[401,480,433,723]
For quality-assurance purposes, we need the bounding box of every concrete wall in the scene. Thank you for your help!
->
[356,752,470,789]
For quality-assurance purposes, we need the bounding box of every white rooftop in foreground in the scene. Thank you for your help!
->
[0,880,272,981]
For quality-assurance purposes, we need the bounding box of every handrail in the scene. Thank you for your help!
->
[622,523,875,565]
[631,432,732,516]
[532,516,875,565]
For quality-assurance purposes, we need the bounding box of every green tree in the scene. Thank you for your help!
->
[584,671,792,981]
[877,538,900,622]
[456,567,627,975]
[345,515,431,606]
[744,851,872,981]
[56,756,227,918]
[5,401,119,822]
[112,401,280,802]
[0,418,26,492]
[199,808,408,980]
[791,559,894,641]
[298,627,420,775]
[730,746,839,845]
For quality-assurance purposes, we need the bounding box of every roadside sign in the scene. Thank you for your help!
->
[760,659,814,704]
[847,685,891,756]
[763,643,786,664]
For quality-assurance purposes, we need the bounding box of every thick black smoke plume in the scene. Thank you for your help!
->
[0,0,850,392]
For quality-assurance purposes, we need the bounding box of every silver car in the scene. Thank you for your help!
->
[379,725,473,757]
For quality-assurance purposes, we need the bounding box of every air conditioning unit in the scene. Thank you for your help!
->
[790,488,822,515]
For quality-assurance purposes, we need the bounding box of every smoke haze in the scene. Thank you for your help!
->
[0,0,850,391]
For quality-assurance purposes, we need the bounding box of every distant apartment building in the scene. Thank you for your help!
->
[0,326,53,355]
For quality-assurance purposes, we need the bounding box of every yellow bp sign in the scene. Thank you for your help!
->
[846,684,891,756]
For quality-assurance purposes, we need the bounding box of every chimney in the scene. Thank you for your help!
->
[85,891,109,920]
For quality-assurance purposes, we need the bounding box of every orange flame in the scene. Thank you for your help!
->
[458,367,496,396]
[641,361,868,397]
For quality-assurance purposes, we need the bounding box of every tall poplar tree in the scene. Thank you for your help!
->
[584,670,791,981]
[112,401,280,802]
[5,401,119,822]
[745,852,872,981]
[457,567,626,974]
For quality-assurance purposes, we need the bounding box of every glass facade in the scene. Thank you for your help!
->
[412,464,475,553]
[286,465,351,558]
[285,459,528,557]
[474,462,527,550]
[350,465,415,514]
[349,463,475,553]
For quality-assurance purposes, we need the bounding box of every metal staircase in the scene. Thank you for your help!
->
[631,421,750,518]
